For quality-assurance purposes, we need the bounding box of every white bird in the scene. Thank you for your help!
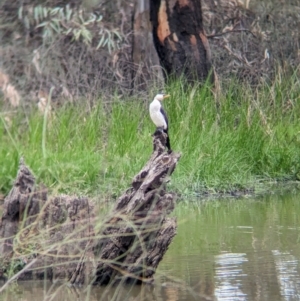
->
[149,93,171,151]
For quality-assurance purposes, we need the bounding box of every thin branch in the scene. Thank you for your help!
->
[207,29,257,39]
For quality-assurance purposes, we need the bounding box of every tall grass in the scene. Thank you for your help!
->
[169,72,300,193]
[1,72,300,197]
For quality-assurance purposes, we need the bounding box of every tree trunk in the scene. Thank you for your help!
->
[133,0,163,90]
[0,133,180,286]
[149,0,213,83]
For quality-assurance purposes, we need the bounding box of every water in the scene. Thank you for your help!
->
[2,191,300,301]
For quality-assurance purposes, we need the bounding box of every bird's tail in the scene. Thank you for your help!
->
[164,129,171,151]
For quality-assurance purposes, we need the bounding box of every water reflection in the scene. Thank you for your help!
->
[159,191,300,301]
[0,280,211,301]
[215,253,248,301]
[2,191,300,301]
[272,250,300,300]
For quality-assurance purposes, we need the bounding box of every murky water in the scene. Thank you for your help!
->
[2,191,300,301]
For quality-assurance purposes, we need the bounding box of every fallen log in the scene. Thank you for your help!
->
[0,131,180,286]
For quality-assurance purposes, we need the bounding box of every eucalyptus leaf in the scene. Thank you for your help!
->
[59,7,65,19]
[50,21,60,33]
[63,28,73,35]
[96,34,105,49]
[18,6,23,20]
[34,6,39,23]
[102,38,108,47]
[83,30,92,44]
[66,7,72,21]
[113,30,122,40]
[36,21,48,29]
[51,7,60,15]
[43,7,48,19]
[73,29,81,40]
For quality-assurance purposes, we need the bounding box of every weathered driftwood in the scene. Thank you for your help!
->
[0,132,180,285]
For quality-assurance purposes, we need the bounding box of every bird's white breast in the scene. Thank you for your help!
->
[149,99,167,129]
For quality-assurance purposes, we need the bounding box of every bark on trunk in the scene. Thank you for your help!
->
[133,0,163,90]
[150,0,213,83]
[0,133,180,285]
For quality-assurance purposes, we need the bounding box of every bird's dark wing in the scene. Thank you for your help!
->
[160,106,168,130]
[160,106,171,150]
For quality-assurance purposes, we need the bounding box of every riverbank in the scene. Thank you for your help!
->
[1,73,300,199]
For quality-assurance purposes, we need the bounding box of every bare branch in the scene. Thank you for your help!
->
[207,29,257,39]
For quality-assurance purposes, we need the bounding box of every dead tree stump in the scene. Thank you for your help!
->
[0,133,180,285]
[150,0,213,83]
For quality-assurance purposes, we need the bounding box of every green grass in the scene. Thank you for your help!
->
[1,72,300,198]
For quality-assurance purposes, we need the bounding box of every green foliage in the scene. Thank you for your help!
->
[17,3,122,52]
[166,73,300,192]
[4,259,26,279]
[0,99,150,197]
[1,73,300,197]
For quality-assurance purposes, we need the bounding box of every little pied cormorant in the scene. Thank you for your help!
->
[149,93,171,151]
